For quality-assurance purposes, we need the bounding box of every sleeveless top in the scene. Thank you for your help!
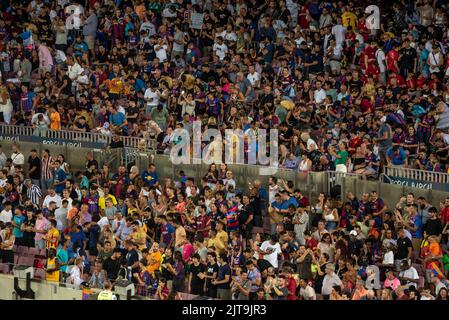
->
[46,257,60,282]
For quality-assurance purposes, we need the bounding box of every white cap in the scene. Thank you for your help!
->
[349,230,358,236]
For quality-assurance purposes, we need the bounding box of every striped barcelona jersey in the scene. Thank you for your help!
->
[226,203,239,231]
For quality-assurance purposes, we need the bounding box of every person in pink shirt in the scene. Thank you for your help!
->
[37,41,54,74]
[383,269,401,291]
[34,210,49,250]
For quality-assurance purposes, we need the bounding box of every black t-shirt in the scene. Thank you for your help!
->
[424,219,443,237]
[23,217,35,242]
[271,286,289,300]
[217,263,231,289]
[190,263,206,293]
[28,156,41,179]
[396,236,413,260]
[103,257,121,280]
[205,262,219,289]
[161,256,174,281]
[399,47,416,69]
[86,159,99,170]
[126,249,139,274]
[238,204,254,226]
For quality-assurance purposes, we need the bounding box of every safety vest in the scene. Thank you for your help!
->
[97,290,114,300]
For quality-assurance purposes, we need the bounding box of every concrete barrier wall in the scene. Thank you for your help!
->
[0,140,446,207]
[340,176,449,210]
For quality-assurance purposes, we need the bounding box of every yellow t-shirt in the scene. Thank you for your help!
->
[342,11,357,28]
[207,237,226,254]
[46,228,60,250]
[108,78,124,94]
[131,227,147,251]
[98,195,118,211]
[217,230,228,246]
[46,257,60,282]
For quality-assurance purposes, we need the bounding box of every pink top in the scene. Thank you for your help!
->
[34,217,49,241]
[38,45,54,67]
[383,278,400,291]
[182,243,194,262]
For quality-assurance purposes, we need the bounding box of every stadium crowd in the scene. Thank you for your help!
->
[0,145,449,300]
[0,0,449,301]
[0,0,449,175]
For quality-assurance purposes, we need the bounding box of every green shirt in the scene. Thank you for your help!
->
[335,150,348,165]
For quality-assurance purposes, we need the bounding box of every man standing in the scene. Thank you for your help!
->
[213,253,232,300]
[321,263,343,300]
[41,149,54,191]
[27,149,41,187]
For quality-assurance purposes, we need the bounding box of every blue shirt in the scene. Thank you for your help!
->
[110,112,125,126]
[280,196,299,210]
[69,230,87,247]
[56,247,69,273]
[141,170,158,187]
[13,215,26,238]
[387,147,407,165]
[54,168,67,194]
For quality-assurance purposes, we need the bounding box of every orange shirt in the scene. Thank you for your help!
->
[67,207,79,221]
[50,112,61,130]
[147,251,162,274]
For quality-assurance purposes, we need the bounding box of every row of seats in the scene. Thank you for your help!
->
[13,245,46,257]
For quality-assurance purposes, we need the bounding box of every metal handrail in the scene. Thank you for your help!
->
[1,124,449,181]
[384,166,449,183]
[0,124,157,150]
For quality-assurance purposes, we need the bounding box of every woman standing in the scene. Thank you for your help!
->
[0,82,13,124]
[0,224,15,272]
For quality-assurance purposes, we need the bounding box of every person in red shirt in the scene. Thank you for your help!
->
[195,204,211,238]
[284,268,298,300]
[386,45,400,74]
[348,131,363,156]
[388,72,406,87]
[305,230,318,249]
[438,198,449,225]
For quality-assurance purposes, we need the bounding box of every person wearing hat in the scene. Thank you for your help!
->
[321,262,343,300]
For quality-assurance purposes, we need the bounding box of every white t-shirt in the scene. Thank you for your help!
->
[382,251,394,265]
[154,44,168,62]
[213,42,228,60]
[11,152,25,166]
[43,194,62,208]
[69,266,83,286]
[144,88,159,107]
[98,216,110,230]
[140,22,156,36]
[331,24,346,46]
[300,285,316,300]
[314,88,326,105]
[247,72,261,88]
[399,267,419,287]
[0,209,12,223]
[260,240,282,268]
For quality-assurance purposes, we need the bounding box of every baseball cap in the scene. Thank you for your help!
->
[349,230,357,236]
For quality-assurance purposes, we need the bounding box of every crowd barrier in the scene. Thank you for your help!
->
[0,273,153,300]
[0,124,157,150]
[1,130,448,208]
